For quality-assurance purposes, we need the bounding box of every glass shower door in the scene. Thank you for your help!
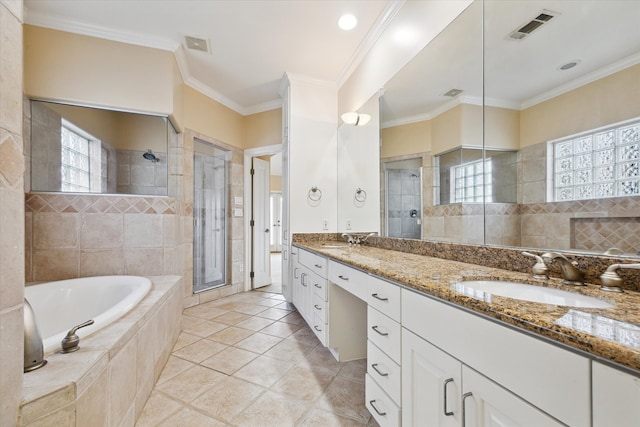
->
[193,141,228,293]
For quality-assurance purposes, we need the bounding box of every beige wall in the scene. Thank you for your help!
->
[0,1,24,425]
[432,104,462,155]
[381,120,431,159]
[45,102,120,147]
[182,85,244,149]
[520,64,640,148]
[270,175,282,191]
[24,26,176,116]
[115,112,167,152]
[244,109,282,149]
[485,106,520,150]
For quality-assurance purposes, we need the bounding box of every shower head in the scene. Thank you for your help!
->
[143,149,159,163]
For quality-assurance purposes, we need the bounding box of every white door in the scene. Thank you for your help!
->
[270,192,282,252]
[252,157,271,288]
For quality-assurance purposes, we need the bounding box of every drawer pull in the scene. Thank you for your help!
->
[443,378,454,416]
[338,275,349,281]
[314,264,323,269]
[314,283,322,289]
[369,400,387,416]
[371,293,388,301]
[371,363,389,377]
[301,273,307,287]
[314,304,322,310]
[462,392,473,427]
[314,325,322,332]
[371,325,388,336]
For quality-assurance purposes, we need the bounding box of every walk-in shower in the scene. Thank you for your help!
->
[193,140,229,293]
[384,158,423,239]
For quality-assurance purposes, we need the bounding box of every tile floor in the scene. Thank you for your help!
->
[136,290,379,426]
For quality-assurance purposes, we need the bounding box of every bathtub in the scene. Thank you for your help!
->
[24,275,152,354]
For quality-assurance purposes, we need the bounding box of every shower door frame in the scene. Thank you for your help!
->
[193,139,229,294]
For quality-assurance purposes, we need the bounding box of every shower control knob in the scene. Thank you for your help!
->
[265,228,270,233]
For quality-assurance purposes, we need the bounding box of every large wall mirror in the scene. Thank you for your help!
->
[30,100,174,196]
[340,0,640,257]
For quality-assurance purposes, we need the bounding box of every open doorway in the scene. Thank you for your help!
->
[249,151,283,294]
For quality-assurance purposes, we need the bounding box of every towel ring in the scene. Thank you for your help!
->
[354,188,367,202]
[308,186,322,201]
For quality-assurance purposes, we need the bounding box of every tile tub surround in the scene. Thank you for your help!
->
[19,276,182,427]
[136,290,379,426]
[295,241,640,375]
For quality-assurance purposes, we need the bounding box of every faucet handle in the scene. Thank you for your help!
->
[61,319,94,353]
[600,263,640,293]
[522,251,549,279]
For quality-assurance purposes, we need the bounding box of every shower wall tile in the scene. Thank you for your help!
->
[123,248,164,276]
[33,213,78,249]
[124,214,163,248]
[81,213,123,249]
[32,249,79,282]
[80,250,125,277]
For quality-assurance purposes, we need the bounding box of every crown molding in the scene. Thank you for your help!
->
[284,72,337,89]
[337,0,406,88]
[521,51,640,110]
[24,8,179,51]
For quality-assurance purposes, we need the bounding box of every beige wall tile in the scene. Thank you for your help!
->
[124,215,163,248]
[80,250,125,276]
[123,248,163,276]
[33,213,78,249]
[32,249,79,281]
[76,367,108,427]
[0,305,23,427]
[0,188,24,307]
[0,131,25,186]
[0,3,23,135]
[109,337,137,427]
[19,384,75,425]
[81,214,123,249]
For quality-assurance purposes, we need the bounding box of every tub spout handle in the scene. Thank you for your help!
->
[61,319,94,354]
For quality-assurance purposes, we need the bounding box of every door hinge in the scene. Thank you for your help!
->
[250,219,255,227]
[250,271,255,278]
[250,168,255,175]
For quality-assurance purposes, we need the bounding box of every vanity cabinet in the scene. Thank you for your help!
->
[294,249,328,344]
[402,288,590,427]
[592,362,640,427]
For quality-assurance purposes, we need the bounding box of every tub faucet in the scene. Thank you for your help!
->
[541,252,585,285]
[24,298,47,372]
[599,263,640,293]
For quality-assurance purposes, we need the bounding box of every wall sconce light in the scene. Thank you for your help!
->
[341,112,371,126]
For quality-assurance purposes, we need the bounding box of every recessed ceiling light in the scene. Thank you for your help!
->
[338,14,357,31]
[558,60,581,71]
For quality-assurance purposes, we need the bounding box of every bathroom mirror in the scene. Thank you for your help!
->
[30,100,173,196]
[366,0,640,256]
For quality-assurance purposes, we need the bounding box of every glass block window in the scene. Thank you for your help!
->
[552,119,640,201]
[451,158,492,202]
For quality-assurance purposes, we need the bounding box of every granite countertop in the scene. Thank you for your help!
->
[294,241,640,375]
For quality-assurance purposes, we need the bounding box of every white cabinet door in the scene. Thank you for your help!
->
[402,328,461,427]
[461,366,563,427]
[593,362,640,427]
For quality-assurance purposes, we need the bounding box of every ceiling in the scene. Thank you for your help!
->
[24,0,397,115]
[381,0,640,127]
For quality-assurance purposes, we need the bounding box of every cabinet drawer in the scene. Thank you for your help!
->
[366,374,400,427]
[368,340,401,405]
[312,293,327,322]
[329,260,367,300]
[311,275,327,300]
[368,306,401,363]
[311,313,327,345]
[299,249,327,278]
[366,276,401,323]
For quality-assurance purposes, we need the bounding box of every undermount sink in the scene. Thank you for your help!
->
[454,280,614,309]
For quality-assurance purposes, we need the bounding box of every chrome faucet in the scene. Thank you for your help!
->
[24,298,47,372]
[599,263,640,293]
[341,232,377,246]
[522,251,549,279]
[541,252,585,285]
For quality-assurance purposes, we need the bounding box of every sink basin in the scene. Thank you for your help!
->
[321,243,350,248]
[454,280,614,309]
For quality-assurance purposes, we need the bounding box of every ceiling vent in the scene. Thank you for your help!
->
[508,10,558,41]
[185,36,210,53]
[443,88,463,97]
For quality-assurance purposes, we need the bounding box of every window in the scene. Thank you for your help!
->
[451,158,492,203]
[551,119,640,201]
[60,120,102,192]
